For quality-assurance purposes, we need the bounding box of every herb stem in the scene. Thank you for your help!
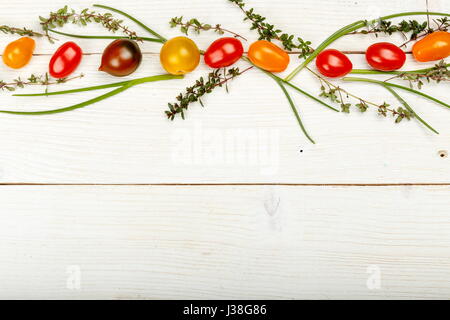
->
[93,4,167,42]
[384,86,439,134]
[48,29,164,43]
[14,80,129,97]
[351,63,450,75]
[272,75,339,112]
[276,80,315,144]
[2,75,182,115]
[308,68,380,107]
[343,77,450,110]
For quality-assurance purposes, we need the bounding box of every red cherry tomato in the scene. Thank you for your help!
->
[315,49,353,78]
[366,42,406,71]
[49,42,83,79]
[204,37,244,68]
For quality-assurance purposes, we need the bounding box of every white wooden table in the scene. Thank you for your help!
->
[0,0,449,299]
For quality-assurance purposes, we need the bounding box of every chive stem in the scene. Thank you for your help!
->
[93,4,167,42]
[343,76,450,110]
[351,63,450,75]
[276,80,316,144]
[384,86,439,134]
[2,75,183,115]
[48,29,164,43]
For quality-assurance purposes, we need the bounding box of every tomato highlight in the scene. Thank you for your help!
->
[248,40,290,73]
[412,31,450,62]
[2,37,35,69]
[160,37,200,75]
[204,37,244,68]
[315,49,353,78]
[366,42,406,71]
[49,42,83,79]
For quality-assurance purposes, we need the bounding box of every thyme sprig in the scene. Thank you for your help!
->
[228,0,313,58]
[39,5,142,42]
[0,25,55,41]
[166,67,252,120]
[348,17,449,44]
[170,17,247,41]
[349,19,429,40]
[0,73,83,92]
[308,67,416,124]
[343,77,450,111]
[385,60,450,89]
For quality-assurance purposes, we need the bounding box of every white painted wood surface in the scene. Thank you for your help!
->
[0,0,449,299]
[1,185,450,299]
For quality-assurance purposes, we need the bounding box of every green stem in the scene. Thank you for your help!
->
[384,86,439,134]
[0,85,132,115]
[1,75,182,115]
[276,80,315,144]
[351,63,450,75]
[240,56,338,113]
[271,74,339,112]
[93,4,167,42]
[14,75,179,97]
[285,12,450,82]
[13,81,130,97]
[343,77,450,110]
[48,29,164,43]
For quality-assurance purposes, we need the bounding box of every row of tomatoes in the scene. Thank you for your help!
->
[161,36,289,74]
[160,31,450,77]
[316,31,450,78]
[2,37,142,78]
[0,35,287,77]
[2,30,450,79]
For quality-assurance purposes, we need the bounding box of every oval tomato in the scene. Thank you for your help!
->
[2,37,35,69]
[99,39,142,77]
[366,42,406,71]
[413,31,450,62]
[204,37,244,68]
[49,42,83,79]
[315,49,353,78]
[248,40,290,73]
[160,37,200,75]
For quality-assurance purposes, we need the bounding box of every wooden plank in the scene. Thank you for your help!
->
[0,185,449,299]
[0,0,448,184]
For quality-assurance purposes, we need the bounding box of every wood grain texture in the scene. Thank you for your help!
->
[0,185,449,299]
[0,0,448,183]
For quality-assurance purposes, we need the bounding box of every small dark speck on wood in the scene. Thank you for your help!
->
[438,150,448,158]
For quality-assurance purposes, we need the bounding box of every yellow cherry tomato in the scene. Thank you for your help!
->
[248,40,290,73]
[160,37,200,75]
[2,37,36,69]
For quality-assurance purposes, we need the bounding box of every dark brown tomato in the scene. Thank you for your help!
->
[99,39,142,77]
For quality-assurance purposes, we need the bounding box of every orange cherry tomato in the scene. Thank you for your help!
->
[412,31,450,62]
[2,37,35,69]
[248,40,290,73]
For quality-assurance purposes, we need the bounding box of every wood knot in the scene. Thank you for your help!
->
[438,150,448,159]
